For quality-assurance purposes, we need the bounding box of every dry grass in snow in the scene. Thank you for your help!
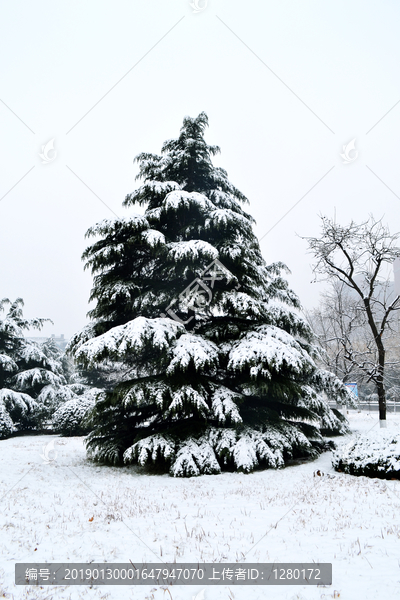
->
[0,411,399,599]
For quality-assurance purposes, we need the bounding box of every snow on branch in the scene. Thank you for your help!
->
[162,190,215,213]
[0,388,38,419]
[227,325,315,378]
[165,385,210,418]
[166,240,218,263]
[219,291,268,320]
[73,317,185,367]
[124,180,181,207]
[123,434,176,467]
[121,381,169,409]
[171,438,221,477]
[85,216,150,239]
[204,208,253,233]
[210,386,242,424]
[141,229,166,248]
[0,354,18,372]
[166,334,219,375]
[13,368,64,390]
[66,323,98,356]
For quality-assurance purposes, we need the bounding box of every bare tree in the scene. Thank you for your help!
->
[303,216,400,427]
[305,280,365,383]
[306,280,400,396]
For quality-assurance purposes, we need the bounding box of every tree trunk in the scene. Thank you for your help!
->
[377,355,386,426]
[363,298,387,425]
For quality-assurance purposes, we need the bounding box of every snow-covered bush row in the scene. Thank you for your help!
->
[332,429,400,479]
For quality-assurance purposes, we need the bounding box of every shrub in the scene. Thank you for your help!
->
[332,429,400,479]
[52,388,102,435]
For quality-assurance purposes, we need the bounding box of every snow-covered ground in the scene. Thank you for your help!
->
[1,411,399,600]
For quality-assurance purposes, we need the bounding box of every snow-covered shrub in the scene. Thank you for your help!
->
[52,388,102,435]
[332,429,400,479]
[52,397,94,436]
[36,383,78,416]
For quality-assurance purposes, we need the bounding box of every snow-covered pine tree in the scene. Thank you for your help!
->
[0,298,82,435]
[68,112,351,476]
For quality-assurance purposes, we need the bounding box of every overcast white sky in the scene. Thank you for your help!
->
[1,0,400,338]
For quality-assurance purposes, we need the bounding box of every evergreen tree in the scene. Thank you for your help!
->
[68,112,352,476]
[0,298,80,435]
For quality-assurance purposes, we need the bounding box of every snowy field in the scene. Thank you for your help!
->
[1,412,399,600]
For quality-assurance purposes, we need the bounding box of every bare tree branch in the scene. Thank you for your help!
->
[302,215,400,424]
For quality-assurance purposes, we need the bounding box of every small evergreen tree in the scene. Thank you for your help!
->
[0,298,79,435]
[68,112,351,476]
